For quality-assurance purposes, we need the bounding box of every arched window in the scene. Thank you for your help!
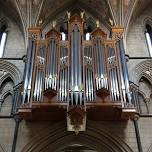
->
[60,24,67,41]
[84,25,92,40]
[145,24,152,57]
[0,24,7,58]
[0,77,14,116]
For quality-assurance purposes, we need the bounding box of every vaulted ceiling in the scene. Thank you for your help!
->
[0,0,152,39]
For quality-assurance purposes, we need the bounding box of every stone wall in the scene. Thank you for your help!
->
[16,121,52,152]
[126,5,152,83]
[124,4,152,152]
[0,11,25,75]
[0,118,15,152]
[138,117,152,152]
[14,120,137,152]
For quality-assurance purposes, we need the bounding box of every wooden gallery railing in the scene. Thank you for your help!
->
[13,13,137,133]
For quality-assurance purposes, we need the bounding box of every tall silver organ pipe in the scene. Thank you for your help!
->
[22,28,41,104]
[70,24,83,105]
[58,47,68,102]
[33,42,46,102]
[93,36,108,91]
[116,39,132,104]
[45,39,58,91]
[111,27,132,105]
[84,47,94,102]
[106,44,121,101]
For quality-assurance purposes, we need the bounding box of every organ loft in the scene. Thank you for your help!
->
[13,11,136,134]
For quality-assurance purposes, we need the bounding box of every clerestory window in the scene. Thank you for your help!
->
[145,24,152,57]
[0,24,7,58]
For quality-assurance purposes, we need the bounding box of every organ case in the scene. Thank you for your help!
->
[14,13,136,133]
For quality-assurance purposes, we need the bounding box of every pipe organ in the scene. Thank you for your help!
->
[14,13,136,133]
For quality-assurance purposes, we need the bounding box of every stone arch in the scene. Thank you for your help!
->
[133,60,152,85]
[135,64,152,114]
[0,74,14,95]
[0,18,8,30]
[1,90,13,100]
[138,74,152,86]
[138,90,146,100]
[0,89,14,115]
[138,91,149,114]
[0,60,22,86]
[143,17,152,28]
[138,76,152,97]
[21,121,133,152]
[0,73,14,86]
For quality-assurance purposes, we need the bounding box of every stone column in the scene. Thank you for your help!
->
[133,115,143,152]
[11,116,22,152]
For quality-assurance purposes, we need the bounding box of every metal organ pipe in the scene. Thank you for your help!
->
[93,37,108,92]
[115,41,126,104]
[70,24,83,105]
[33,45,45,102]
[117,39,132,104]
[107,47,115,101]
[59,47,68,102]
[100,42,106,89]
[84,47,94,102]
[22,39,35,104]
[45,38,58,91]
[106,38,129,103]
[94,43,99,90]
[111,47,117,101]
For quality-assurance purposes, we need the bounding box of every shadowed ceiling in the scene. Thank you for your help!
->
[38,0,112,29]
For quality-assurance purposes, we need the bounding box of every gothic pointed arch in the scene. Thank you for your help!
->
[21,121,133,152]
[0,60,22,86]
[134,60,152,85]
[1,90,13,100]
[0,73,14,89]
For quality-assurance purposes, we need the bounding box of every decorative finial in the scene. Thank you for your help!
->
[67,11,71,19]
[109,18,114,26]
[52,21,56,28]
[96,20,100,28]
[81,11,85,19]
[74,127,79,135]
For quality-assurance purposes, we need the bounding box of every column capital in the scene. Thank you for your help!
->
[28,27,41,39]
[111,26,124,40]
[14,115,22,123]
[133,114,140,121]
[0,98,4,103]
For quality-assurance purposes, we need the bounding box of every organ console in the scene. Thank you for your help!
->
[13,12,136,133]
